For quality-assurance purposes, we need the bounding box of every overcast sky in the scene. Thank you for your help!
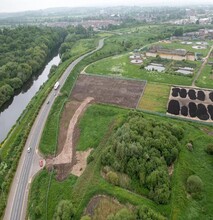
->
[0,0,212,13]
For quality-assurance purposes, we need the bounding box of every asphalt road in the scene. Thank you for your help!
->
[4,38,104,220]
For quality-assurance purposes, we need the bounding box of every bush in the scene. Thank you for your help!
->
[87,154,94,164]
[107,208,135,220]
[136,205,166,220]
[205,144,213,155]
[106,171,119,185]
[80,215,91,220]
[53,200,75,220]
[186,175,203,196]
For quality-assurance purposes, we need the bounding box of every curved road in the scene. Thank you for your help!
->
[4,38,104,220]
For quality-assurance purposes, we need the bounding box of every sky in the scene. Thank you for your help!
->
[0,0,213,13]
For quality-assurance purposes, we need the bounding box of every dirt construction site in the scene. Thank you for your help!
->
[46,74,146,180]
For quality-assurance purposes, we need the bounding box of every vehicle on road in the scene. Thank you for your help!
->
[54,81,60,90]
[39,160,43,167]
[27,147,31,153]
[47,101,50,104]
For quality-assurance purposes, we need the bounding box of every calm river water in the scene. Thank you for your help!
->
[0,54,61,143]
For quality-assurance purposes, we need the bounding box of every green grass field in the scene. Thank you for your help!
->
[156,40,213,57]
[138,82,171,113]
[86,53,194,85]
[196,64,213,89]
[28,104,213,220]
[76,104,126,151]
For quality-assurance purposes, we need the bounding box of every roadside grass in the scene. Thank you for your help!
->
[28,170,77,220]
[28,104,213,220]
[86,54,193,85]
[196,64,213,88]
[138,82,170,113]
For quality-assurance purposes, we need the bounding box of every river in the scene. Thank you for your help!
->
[0,54,61,143]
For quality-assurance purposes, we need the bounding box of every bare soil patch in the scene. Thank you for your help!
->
[72,74,146,108]
[71,148,93,177]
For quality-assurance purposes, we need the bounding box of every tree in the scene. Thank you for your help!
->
[53,200,75,220]
[173,28,183,36]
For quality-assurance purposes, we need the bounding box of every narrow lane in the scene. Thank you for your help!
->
[4,38,104,220]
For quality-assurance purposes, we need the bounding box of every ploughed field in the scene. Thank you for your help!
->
[167,86,213,121]
[72,74,146,108]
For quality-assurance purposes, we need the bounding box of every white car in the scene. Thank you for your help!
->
[27,147,31,153]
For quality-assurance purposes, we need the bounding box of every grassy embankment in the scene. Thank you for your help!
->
[29,103,213,220]
[0,37,99,218]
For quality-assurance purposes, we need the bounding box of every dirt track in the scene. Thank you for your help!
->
[46,97,94,167]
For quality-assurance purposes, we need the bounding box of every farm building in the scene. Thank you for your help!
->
[146,48,195,61]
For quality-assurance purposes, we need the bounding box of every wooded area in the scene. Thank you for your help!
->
[0,26,66,108]
[102,111,183,204]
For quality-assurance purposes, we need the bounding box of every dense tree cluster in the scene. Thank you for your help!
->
[0,26,66,108]
[102,111,183,204]
[107,206,166,220]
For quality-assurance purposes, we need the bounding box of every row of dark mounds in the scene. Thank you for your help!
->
[172,87,213,102]
[167,100,213,121]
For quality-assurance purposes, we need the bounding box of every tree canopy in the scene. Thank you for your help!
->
[102,111,183,204]
[0,26,66,108]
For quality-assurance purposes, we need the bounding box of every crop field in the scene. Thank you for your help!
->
[71,74,146,109]
[167,86,213,122]
[86,53,195,85]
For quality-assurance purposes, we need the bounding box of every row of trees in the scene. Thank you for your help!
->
[102,111,184,204]
[0,26,66,108]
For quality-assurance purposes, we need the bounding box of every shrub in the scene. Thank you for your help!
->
[87,154,94,164]
[106,171,119,185]
[186,175,203,196]
[137,205,166,220]
[107,208,135,220]
[205,144,213,155]
[53,200,75,220]
[80,215,91,220]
